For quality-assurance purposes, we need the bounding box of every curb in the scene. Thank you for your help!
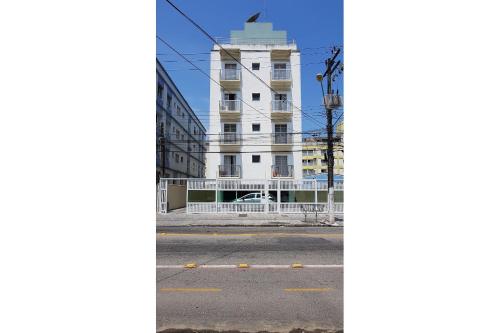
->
[157,224,343,228]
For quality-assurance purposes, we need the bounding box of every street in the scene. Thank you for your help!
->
[157,227,343,333]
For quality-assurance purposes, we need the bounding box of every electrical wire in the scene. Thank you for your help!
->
[160,0,325,128]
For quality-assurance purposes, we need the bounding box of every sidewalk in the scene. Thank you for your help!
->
[157,208,343,227]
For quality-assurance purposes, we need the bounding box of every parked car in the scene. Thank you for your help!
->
[232,193,275,203]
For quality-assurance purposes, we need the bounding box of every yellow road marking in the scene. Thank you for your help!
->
[284,288,332,292]
[160,288,221,292]
[158,233,342,238]
[184,263,197,269]
[238,263,249,268]
[291,263,303,268]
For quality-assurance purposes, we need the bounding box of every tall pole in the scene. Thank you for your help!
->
[319,47,341,224]
[326,70,335,224]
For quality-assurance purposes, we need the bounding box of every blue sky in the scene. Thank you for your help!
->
[156,0,343,132]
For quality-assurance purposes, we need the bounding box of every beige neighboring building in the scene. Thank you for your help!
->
[302,131,343,177]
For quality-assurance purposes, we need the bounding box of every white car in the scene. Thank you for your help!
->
[232,193,275,203]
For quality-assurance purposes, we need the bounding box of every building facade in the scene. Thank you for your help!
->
[302,135,344,177]
[156,59,207,182]
[206,22,303,180]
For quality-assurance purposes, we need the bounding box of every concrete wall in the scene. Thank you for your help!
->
[167,184,186,210]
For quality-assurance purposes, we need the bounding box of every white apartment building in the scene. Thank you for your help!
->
[206,22,302,180]
[156,59,207,182]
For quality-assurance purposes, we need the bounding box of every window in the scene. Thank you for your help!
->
[252,93,260,101]
[181,134,184,141]
[180,156,183,162]
[224,123,237,133]
[252,155,261,163]
[175,154,179,163]
[176,129,180,139]
[252,63,260,70]
[177,106,181,116]
[157,84,163,99]
[252,123,260,132]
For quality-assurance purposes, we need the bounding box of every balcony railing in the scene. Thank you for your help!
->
[220,69,241,81]
[271,165,294,178]
[220,100,241,112]
[271,69,291,80]
[272,133,293,144]
[218,165,241,178]
[271,100,292,112]
[219,133,242,145]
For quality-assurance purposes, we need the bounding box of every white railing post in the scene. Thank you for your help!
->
[264,180,269,213]
[277,179,281,214]
[186,179,190,214]
[216,179,219,213]
[314,179,318,208]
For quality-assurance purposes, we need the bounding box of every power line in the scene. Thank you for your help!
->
[164,129,327,136]
[156,36,273,122]
[157,61,324,70]
[161,0,325,128]
[157,37,329,126]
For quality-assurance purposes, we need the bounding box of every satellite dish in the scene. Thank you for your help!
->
[246,12,260,23]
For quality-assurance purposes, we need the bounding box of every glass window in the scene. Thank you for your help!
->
[252,93,260,101]
[252,155,260,163]
[252,124,260,132]
[252,63,260,70]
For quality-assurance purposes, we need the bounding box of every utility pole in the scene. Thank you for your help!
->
[317,47,342,224]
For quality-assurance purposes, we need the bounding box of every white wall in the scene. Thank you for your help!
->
[207,44,303,180]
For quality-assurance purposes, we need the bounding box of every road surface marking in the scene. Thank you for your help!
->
[159,288,221,292]
[184,263,197,268]
[291,263,303,268]
[238,263,249,268]
[303,264,343,268]
[157,233,342,238]
[284,288,332,292]
[156,264,343,269]
[199,264,236,268]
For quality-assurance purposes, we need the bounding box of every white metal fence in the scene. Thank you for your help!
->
[158,178,343,215]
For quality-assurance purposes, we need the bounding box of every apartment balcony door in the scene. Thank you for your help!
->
[223,155,237,176]
[224,63,237,80]
[274,93,287,111]
[275,155,289,177]
[224,93,237,110]
[274,124,288,144]
[223,123,237,144]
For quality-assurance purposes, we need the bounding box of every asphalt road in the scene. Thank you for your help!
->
[157,227,343,333]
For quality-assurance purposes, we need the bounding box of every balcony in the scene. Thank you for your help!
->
[220,69,241,89]
[219,100,241,119]
[270,69,292,89]
[271,100,293,119]
[219,132,241,145]
[271,165,294,178]
[218,165,241,178]
[271,133,293,151]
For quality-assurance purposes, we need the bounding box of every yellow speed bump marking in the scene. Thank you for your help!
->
[238,263,249,268]
[184,263,197,269]
[160,288,221,292]
[291,263,303,268]
[284,288,332,292]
